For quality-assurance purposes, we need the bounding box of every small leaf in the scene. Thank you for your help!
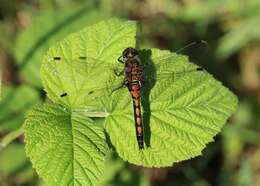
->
[0,72,1,101]
[0,85,40,131]
[0,143,28,174]
[99,152,150,186]
[0,143,35,185]
[24,103,109,186]
[217,14,260,58]
[0,143,35,184]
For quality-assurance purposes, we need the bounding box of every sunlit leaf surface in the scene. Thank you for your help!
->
[25,103,109,186]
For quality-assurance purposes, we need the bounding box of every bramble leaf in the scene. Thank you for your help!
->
[0,85,40,131]
[24,103,109,186]
[103,49,238,166]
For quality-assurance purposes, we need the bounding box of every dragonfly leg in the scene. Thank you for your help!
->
[112,79,127,93]
[113,68,124,76]
[117,56,125,63]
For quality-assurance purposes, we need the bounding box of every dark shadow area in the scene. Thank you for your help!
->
[110,163,142,186]
[90,117,117,150]
[135,21,143,49]
[104,130,116,150]
[138,49,155,148]
[150,141,222,186]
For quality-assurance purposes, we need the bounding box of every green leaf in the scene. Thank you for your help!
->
[0,143,34,184]
[99,152,150,186]
[15,2,106,87]
[41,18,136,109]
[38,18,238,168]
[0,71,1,101]
[24,103,109,186]
[0,85,40,131]
[0,143,28,174]
[98,152,125,186]
[175,0,225,22]
[103,48,238,166]
[217,13,260,58]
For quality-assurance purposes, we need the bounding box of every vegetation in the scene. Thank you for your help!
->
[0,0,259,186]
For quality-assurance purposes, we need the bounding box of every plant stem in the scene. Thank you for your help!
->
[0,127,24,150]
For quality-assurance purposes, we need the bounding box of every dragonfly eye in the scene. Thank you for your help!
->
[122,47,138,58]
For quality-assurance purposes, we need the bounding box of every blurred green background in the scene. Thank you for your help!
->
[0,0,259,186]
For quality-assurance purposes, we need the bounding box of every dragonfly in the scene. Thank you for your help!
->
[46,47,204,150]
[117,47,145,149]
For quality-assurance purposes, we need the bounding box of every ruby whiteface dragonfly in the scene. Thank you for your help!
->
[43,48,204,150]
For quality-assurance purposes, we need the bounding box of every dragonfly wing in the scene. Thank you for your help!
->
[142,52,203,84]
[43,55,124,108]
[73,57,123,79]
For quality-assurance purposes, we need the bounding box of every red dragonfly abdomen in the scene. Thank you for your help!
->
[128,82,144,149]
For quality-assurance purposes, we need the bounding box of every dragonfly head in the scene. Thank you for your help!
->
[122,47,138,59]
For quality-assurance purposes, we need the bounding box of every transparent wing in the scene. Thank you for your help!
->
[50,55,124,78]
[69,56,125,98]
[43,55,125,108]
[140,52,204,87]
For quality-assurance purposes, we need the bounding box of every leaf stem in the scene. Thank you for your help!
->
[0,127,24,150]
